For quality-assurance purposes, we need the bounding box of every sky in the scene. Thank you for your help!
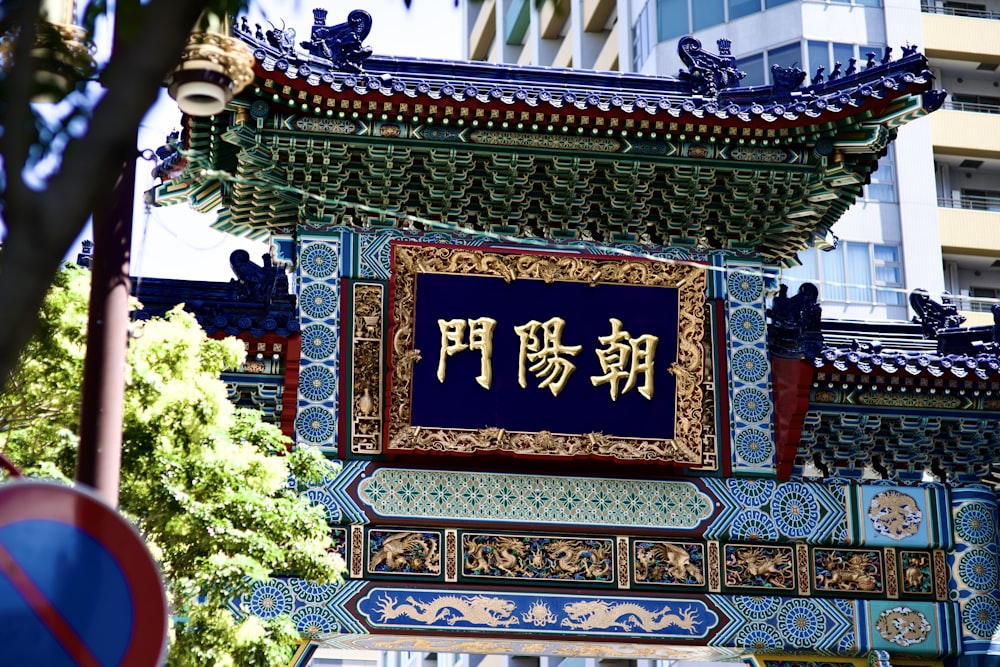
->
[120,1,463,282]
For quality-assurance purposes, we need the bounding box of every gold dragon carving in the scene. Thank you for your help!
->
[815,549,881,592]
[463,535,613,581]
[368,531,441,575]
[388,243,708,464]
[725,546,794,589]
[634,542,705,585]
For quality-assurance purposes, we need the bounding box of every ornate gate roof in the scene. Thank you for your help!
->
[152,9,943,264]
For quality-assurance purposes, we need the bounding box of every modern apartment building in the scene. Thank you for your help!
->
[461,0,1000,323]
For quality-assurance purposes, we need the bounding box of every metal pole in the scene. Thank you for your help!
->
[76,145,134,507]
[76,0,139,507]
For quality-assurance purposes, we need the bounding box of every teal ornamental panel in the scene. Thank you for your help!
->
[950,485,1000,657]
[295,233,344,456]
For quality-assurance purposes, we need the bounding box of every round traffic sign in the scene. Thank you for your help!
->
[0,479,167,666]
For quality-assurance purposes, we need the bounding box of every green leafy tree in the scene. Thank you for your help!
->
[0,265,345,667]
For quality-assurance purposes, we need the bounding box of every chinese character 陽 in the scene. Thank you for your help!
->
[590,318,658,401]
[436,317,497,389]
[514,317,582,397]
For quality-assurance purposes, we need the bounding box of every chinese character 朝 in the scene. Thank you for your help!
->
[436,316,659,400]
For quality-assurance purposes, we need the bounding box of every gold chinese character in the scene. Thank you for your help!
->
[436,317,497,389]
[514,317,582,397]
[591,318,658,401]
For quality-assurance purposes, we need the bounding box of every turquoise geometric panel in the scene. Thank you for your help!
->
[357,467,713,529]
[703,478,845,544]
[711,595,852,652]
[725,260,775,475]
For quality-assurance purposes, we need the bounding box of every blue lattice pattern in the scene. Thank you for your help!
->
[725,261,775,473]
[703,477,844,544]
[295,235,343,455]
[230,578,368,635]
[950,487,1000,653]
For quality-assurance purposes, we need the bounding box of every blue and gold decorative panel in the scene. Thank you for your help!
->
[356,467,714,529]
[858,486,933,548]
[387,242,710,465]
[356,586,717,638]
[864,601,948,656]
[295,234,343,455]
[724,260,775,475]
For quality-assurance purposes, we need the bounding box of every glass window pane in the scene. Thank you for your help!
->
[786,248,819,282]
[822,245,847,301]
[873,245,898,263]
[866,183,896,201]
[833,42,854,71]
[857,0,881,6]
[767,42,802,69]
[738,53,765,87]
[846,242,872,302]
[876,287,904,305]
[765,0,796,7]
[807,40,829,76]
[693,0,725,30]
[657,0,689,40]
[729,0,761,20]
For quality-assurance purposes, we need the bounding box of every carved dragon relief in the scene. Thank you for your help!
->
[814,548,883,593]
[365,590,709,636]
[368,530,442,576]
[724,544,795,590]
[387,244,709,464]
[634,541,705,586]
[463,534,614,582]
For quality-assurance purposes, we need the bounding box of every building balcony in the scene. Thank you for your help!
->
[938,202,1000,256]
[921,3,1000,64]
[583,0,615,31]
[469,0,497,61]
[931,108,1000,159]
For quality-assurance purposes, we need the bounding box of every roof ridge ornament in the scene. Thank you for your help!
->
[677,36,746,97]
[299,8,373,73]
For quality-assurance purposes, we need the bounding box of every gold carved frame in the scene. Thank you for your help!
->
[387,243,708,464]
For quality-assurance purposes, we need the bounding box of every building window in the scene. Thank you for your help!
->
[785,242,904,306]
[737,53,765,86]
[736,42,801,85]
[657,0,689,40]
[633,1,656,68]
[729,0,760,20]
[806,41,886,80]
[864,145,897,202]
[693,0,726,30]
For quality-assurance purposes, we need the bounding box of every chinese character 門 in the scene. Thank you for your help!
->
[436,317,497,389]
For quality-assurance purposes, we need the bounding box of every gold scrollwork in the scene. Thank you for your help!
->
[350,282,385,455]
[388,244,708,464]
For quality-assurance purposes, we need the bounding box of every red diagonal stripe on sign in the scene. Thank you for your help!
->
[0,541,103,667]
